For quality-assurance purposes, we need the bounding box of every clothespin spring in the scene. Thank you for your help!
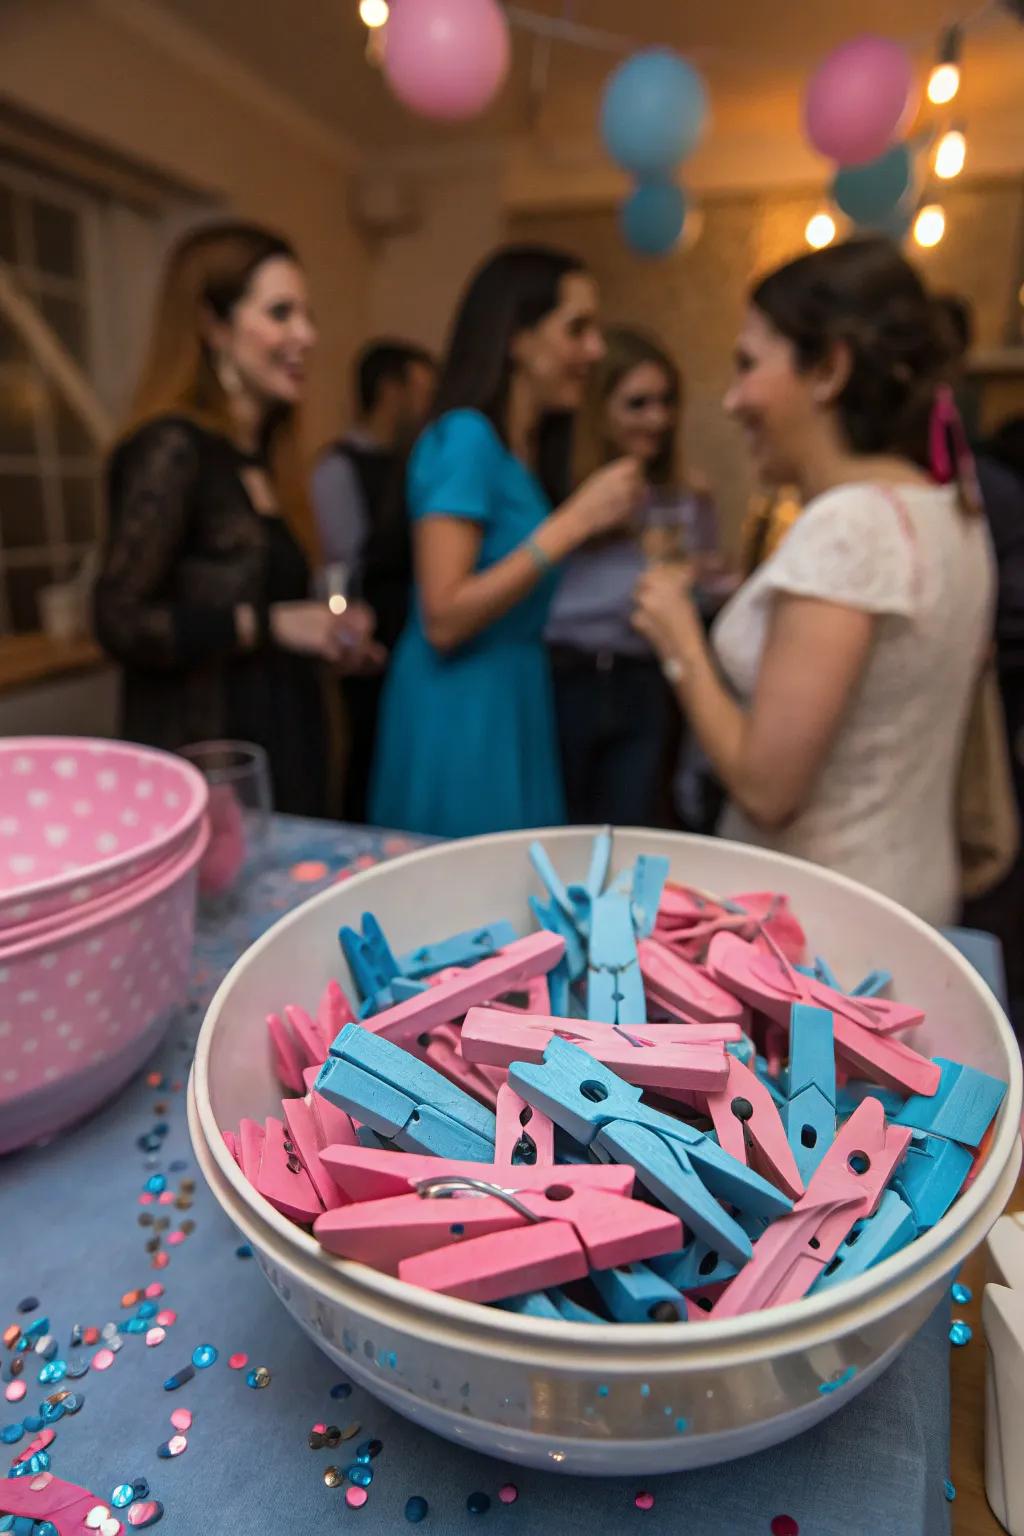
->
[413,1175,545,1223]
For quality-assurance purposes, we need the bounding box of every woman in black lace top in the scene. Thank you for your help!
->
[95,223,380,817]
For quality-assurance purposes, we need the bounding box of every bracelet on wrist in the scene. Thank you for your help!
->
[523,536,555,577]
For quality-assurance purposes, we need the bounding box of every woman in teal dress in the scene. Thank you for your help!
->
[370,245,641,837]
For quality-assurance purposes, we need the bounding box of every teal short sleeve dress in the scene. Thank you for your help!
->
[369,409,566,837]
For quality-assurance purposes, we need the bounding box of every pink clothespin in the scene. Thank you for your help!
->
[666,1053,804,1201]
[282,1095,347,1210]
[494,1081,554,1166]
[362,931,565,1048]
[460,1007,730,1093]
[285,1002,331,1068]
[316,1160,680,1302]
[222,1128,242,1167]
[255,1114,323,1224]
[238,1116,266,1183]
[707,932,938,1097]
[405,1021,505,1109]
[318,1145,628,1209]
[319,977,356,1037]
[654,886,806,966]
[267,1010,305,1094]
[712,1098,913,1317]
[309,1082,359,1153]
[637,936,747,1026]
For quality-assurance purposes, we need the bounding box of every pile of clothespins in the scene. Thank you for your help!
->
[223,835,1008,1325]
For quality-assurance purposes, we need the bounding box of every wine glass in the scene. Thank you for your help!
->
[179,740,272,906]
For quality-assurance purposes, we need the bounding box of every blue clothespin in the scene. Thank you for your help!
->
[338,913,400,1003]
[754,1054,787,1109]
[398,921,518,980]
[888,1131,973,1233]
[587,890,645,1024]
[850,968,893,998]
[317,1023,495,1161]
[509,1038,791,1263]
[498,1291,563,1320]
[585,829,612,900]
[892,1057,1006,1148]
[630,855,669,941]
[358,976,428,1017]
[548,1288,607,1324]
[795,955,842,991]
[835,1080,907,1118]
[592,1261,688,1322]
[809,1189,917,1293]
[651,1212,767,1292]
[529,841,590,931]
[783,1003,836,1181]
[530,894,586,982]
[726,1034,756,1069]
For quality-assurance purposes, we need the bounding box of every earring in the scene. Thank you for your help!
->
[215,353,243,397]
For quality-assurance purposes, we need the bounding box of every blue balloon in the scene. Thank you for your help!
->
[620,182,687,258]
[601,50,708,178]
[831,145,913,227]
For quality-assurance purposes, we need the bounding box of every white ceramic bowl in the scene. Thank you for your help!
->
[189,830,1022,1474]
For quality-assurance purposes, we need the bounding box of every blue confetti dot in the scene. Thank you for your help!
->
[137,1301,158,1320]
[39,1401,64,1425]
[192,1344,218,1369]
[347,1463,373,1488]
[0,1425,24,1445]
[21,1415,43,1432]
[112,1485,135,1508]
[944,1479,956,1502]
[61,1393,84,1415]
[949,1319,973,1347]
[144,1174,167,1194]
[818,1365,857,1395]
[38,1361,66,1385]
[951,1282,972,1305]
[597,1385,610,1398]
[236,1243,253,1259]
[36,1524,59,1536]
[675,1417,689,1433]
[405,1495,429,1523]
[467,1492,491,1515]
[640,1384,650,1398]
[16,1298,37,1315]
[132,1478,151,1498]
[169,1159,188,1172]
[330,1382,352,1400]
[123,1319,147,1336]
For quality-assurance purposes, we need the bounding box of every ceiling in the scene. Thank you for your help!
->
[149,0,1024,166]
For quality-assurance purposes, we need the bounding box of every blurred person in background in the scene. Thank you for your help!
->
[95,222,380,818]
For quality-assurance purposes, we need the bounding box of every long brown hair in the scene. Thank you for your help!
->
[575,326,682,487]
[125,221,315,552]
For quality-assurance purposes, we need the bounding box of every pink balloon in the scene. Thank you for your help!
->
[804,34,915,166]
[384,0,510,121]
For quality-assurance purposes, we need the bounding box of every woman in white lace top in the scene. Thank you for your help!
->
[633,238,994,925]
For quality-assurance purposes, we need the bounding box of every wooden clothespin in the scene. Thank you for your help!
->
[405,1021,504,1110]
[493,1081,554,1166]
[357,931,565,1050]
[587,887,645,1023]
[892,1057,1006,1147]
[712,1098,913,1317]
[398,921,518,980]
[338,912,401,1003]
[282,1095,347,1210]
[707,931,939,1097]
[509,1037,791,1263]
[316,1023,496,1160]
[673,1051,805,1201]
[783,1003,836,1182]
[637,937,747,1026]
[809,1188,916,1293]
[630,855,670,940]
[254,1114,322,1224]
[887,1131,974,1233]
[591,1259,695,1323]
[650,1210,768,1292]
[460,1007,730,1093]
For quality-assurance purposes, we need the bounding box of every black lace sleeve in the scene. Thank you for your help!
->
[94,418,239,671]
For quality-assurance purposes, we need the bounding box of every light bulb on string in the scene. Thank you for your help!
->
[805,211,836,249]
[934,128,966,180]
[359,0,389,28]
[927,25,962,105]
[913,204,946,248]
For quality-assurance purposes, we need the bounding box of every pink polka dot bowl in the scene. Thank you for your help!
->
[0,737,208,932]
[0,808,209,1154]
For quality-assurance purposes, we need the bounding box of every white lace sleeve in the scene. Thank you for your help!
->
[761,487,917,617]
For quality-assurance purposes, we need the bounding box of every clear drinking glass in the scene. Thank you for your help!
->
[641,487,690,566]
[312,561,356,615]
[179,740,272,903]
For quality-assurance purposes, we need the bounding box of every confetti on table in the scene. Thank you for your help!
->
[5,1380,26,1403]
[346,1487,369,1508]
[169,1409,192,1432]
[191,1344,217,1369]
[405,1495,429,1522]
[951,1282,972,1305]
[635,1491,655,1511]
[92,1349,115,1372]
[770,1517,800,1536]
[228,1352,248,1370]
[145,1329,166,1348]
[155,1311,176,1328]
[944,1479,956,1501]
[467,1491,491,1515]
[949,1319,973,1347]
[498,1485,518,1504]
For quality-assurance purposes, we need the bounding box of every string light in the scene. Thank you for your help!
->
[927,25,962,104]
[359,0,389,28]
[805,212,836,250]
[934,128,967,180]
[913,204,946,249]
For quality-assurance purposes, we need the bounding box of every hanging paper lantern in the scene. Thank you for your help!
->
[384,0,510,122]
[601,50,709,178]
[831,144,914,227]
[620,182,688,258]
[804,35,915,166]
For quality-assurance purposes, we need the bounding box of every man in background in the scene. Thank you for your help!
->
[313,340,436,822]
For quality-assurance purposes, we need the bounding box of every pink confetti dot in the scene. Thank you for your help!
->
[138,1193,154,1206]
[345,1487,368,1508]
[158,1191,175,1205]
[29,1472,54,1491]
[170,1407,193,1431]
[145,1327,166,1347]
[228,1352,248,1370]
[167,1231,186,1246]
[156,1309,176,1327]
[144,1282,165,1299]
[4,1380,26,1403]
[635,1491,655,1511]
[312,1421,327,1434]
[127,1502,160,1527]
[167,1433,188,1456]
[771,1520,799,1536]
[498,1484,518,1504]
[92,1347,115,1371]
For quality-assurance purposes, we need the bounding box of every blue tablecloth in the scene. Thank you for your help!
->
[1,816,978,1535]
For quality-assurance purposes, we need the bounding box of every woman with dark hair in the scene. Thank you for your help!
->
[546,326,720,825]
[94,222,380,816]
[633,237,994,924]
[370,245,641,837]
